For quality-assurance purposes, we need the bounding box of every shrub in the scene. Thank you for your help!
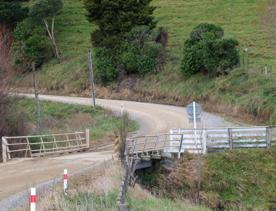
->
[12,19,52,71]
[181,23,239,77]
[94,47,118,83]
[120,26,166,75]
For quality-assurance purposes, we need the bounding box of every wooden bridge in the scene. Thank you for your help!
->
[126,126,275,160]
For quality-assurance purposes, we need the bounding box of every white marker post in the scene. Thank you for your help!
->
[30,188,36,211]
[192,101,199,153]
[64,169,68,196]
[121,104,125,115]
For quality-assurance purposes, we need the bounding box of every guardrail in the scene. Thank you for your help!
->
[2,129,90,162]
[127,126,275,157]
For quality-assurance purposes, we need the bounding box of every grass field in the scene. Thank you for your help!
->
[14,0,276,124]
[17,98,137,140]
[142,148,276,210]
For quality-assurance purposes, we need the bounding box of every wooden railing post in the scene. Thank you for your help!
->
[85,129,90,148]
[2,137,7,163]
[266,127,272,148]
[228,128,233,150]
[178,134,184,159]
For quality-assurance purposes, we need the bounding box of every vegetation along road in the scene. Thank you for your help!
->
[0,94,237,207]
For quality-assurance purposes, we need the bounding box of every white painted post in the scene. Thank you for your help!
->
[30,187,36,211]
[85,129,90,148]
[192,102,199,153]
[121,104,125,115]
[2,137,7,163]
[64,169,68,196]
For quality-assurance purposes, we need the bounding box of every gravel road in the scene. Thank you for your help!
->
[0,94,236,209]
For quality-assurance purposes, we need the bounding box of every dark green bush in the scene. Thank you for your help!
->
[120,26,166,75]
[12,19,52,71]
[181,23,239,77]
[94,47,118,83]
[84,0,156,49]
[0,0,28,27]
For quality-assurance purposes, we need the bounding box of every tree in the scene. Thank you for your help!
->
[12,19,52,71]
[181,23,240,77]
[0,0,28,61]
[29,0,63,61]
[84,0,156,49]
[120,26,166,75]
[0,0,28,28]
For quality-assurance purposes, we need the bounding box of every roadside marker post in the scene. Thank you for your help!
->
[64,169,68,196]
[30,188,36,211]
[121,104,125,115]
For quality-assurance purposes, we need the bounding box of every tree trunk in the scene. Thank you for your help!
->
[43,18,61,62]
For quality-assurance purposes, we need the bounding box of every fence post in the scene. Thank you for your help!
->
[202,130,207,154]
[85,129,90,148]
[228,128,233,150]
[266,127,272,148]
[178,134,184,159]
[2,137,7,163]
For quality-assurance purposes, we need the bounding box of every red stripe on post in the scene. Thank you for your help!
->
[64,174,68,180]
[30,195,37,203]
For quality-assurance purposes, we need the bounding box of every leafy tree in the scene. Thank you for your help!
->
[29,0,63,61]
[12,19,52,71]
[84,0,156,49]
[84,1,167,83]
[120,26,166,75]
[0,0,28,28]
[181,23,239,77]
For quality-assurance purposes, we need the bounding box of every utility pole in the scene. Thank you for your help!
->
[88,50,96,107]
[32,62,41,131]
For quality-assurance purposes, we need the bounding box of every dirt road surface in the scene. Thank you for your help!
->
[0,94,236,209]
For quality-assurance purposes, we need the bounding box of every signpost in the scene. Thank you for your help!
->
[186,101,202,203]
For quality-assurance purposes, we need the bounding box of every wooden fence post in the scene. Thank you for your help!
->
[2,137,7,163]
[85,129,90,148]
[228,128,233,150]
[266,127,272,148]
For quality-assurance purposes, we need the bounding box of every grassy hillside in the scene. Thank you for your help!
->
[143,148,276,210]
[15,0,276,124]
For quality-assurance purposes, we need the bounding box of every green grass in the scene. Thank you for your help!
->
[17,98,138,139]
[204,148,276,209]
[15,0,276,124]
[152,148,276,210]
[152,0,275,67]
[128,195,210,211]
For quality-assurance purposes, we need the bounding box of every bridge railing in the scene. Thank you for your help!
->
[127,126,275,157]
[2,129,90,162]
